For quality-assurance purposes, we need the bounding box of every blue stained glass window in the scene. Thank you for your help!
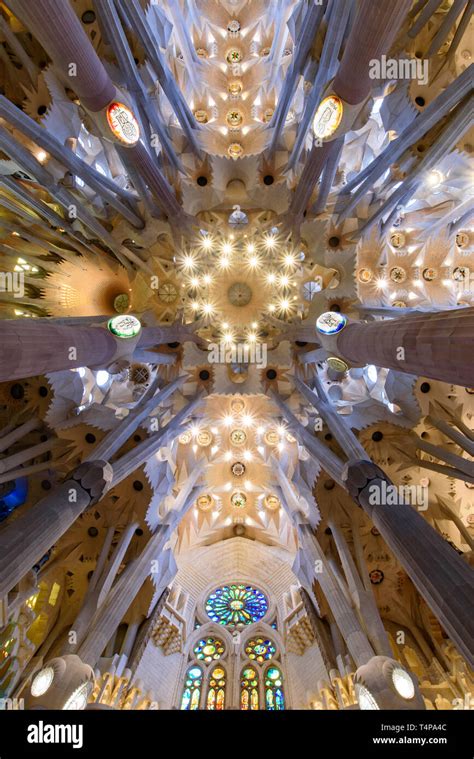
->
[0,478,28,522]
[205,584,268,627]
[265,666,285,710]
[180,665,202,710]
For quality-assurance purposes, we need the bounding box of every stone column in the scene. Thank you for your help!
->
[0,438,56,474]
[345,460,474,668]
[0,461,112,597]
[274,391,474,667]
[62,522,139,654]
[333,0,412,105]
[77,485,199,666]
[327,519,393,658]
[0,320,118,381]
[120,620,142,659]
[0,318,200,382]
[10,0,182,216]
[11,0,115,112]
[0,395,199,597]
[299,524,375,667]
[336,308,474,387]
[0,418,40,454]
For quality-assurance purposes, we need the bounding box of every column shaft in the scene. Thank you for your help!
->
[0,320,118,381]
[0,481,90,597]
[11,0,115,111]
[346,461,474,667]
[300,525,375,667]
[337,308,474,387]
[333,0,412,104]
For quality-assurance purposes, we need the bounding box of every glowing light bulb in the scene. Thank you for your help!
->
[96,370,110,387]
[183,254,196,270]
[242,414,254,427]
[280,275,290,287]
[219,256,230,269]
[223,415,234,427]
[243,450,253,461]
[284,253,296,267]
[190,276,200,287]
[224,451,232,461]
[265,235,276,249]
[202,237,213,250]
[247,243,256,254]
[203,273,212,285]
[36,150,47,163]
[266,273,276,284]
[249,255,260,268]
[280,299,290,310]
[426,169,444,188]
[247,333,256,343]
[268,304,276,312]
[257,426,265,435]
[222,242,232,255]
[203,303,214,315]
[251,322,258,329]
[191,301,200,311]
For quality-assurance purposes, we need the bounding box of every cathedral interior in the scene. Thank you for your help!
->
[0,0,472,716]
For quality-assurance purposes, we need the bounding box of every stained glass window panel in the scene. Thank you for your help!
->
[265,666,284,710]
[193,637,225,662]
[205,584,268,627]
[180,665,202,710]
[206,666,226,711]
[240,666,259,710]
[245,637,276,662]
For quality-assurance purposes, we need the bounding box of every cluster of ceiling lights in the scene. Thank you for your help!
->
[176,231,304,328]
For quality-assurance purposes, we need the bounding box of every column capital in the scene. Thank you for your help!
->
[71,460,113,505]
[342,460,388,513]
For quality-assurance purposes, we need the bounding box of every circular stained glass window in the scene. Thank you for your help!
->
[206,584,268,627]
[194,637,225,662]
[245,637,276,662]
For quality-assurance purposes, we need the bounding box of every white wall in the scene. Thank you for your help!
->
[134,538,327,709]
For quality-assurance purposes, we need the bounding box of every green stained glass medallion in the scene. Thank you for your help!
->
[193,637,225,662]
[205,584,268,627]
